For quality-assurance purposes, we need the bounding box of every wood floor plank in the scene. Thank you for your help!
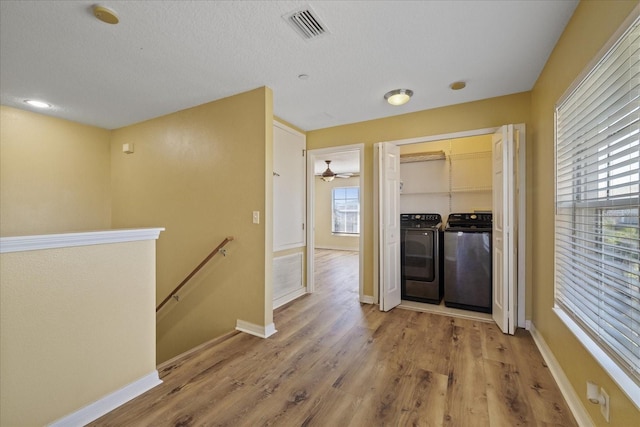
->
[480,321,514,364]
[395,367,449,427]
[346,360,405,426]
[484,359,537,426]
[297,387,362,427]
[412,313,455,376]
[443,318,490,427]
[509,329,578,427]
[89,249,577,427]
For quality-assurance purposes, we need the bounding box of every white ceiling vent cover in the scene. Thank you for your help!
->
[284,7,329,40]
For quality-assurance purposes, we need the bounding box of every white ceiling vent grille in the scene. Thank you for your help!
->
[284,7,329,40]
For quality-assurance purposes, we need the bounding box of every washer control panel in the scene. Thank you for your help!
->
[400,213,442,228]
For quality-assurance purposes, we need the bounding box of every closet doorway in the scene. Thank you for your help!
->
[376,125,526,333]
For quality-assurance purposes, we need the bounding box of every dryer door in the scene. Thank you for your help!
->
[402,229,435,282]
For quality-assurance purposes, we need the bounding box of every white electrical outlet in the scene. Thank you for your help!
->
[252,211,260,224]
[587,381,610,423]
[600,387,610,423]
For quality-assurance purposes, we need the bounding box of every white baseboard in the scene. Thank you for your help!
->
[273,287,307,309]
[48,370,161,427]
[398,300,493,323]
[314,245,359,252]
[528,322,593,427]
[158,329,239,370]
[359,294,376,305]
[525,319,532,331]
[236,319,277,338]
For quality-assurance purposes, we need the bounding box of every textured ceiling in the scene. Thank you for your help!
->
[0,1,578,131]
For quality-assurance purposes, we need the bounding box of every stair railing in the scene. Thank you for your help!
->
[156,236,234,312]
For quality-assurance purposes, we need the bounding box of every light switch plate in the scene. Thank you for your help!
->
[252,211,260,224]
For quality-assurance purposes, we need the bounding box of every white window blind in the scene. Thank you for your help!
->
[555,16,639,386]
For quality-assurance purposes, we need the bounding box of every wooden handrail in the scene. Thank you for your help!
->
[156,236,234,312]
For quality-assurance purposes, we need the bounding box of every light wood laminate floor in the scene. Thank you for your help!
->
[90,249,577,426]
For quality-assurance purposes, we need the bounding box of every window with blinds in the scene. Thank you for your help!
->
[555,15,639,387]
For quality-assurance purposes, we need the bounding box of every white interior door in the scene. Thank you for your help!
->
[273,122,306,251]
[378,142,401,311]
[492,125,517,334]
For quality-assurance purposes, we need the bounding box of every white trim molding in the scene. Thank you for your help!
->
[236,319,277,338]
[273,288,307,310]
[381,127,500,146]
[306,143,365,303]
[314,245,360,251]
[0,228,165,253]
[359,295,376,305]
[158,330,240,370]
[528,322,593,427]
[48,371,162,427]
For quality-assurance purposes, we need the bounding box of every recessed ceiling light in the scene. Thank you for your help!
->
[93,5,119,25]
[450,81,466,90]
[24,99,51,109]
[384,89,413,106]
[298,74,309,80]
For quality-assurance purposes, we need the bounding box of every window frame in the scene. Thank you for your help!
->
[553,9,640,408]
[331,186,360,235]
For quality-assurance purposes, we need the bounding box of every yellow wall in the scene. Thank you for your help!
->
[314,175,360,251]
[530,1,639,425]
[110,87,273,363]
[307,92,531,297]
[0,239,158,426]
[0,106,112,236]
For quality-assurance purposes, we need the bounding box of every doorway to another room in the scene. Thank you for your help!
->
[307,145,364,302]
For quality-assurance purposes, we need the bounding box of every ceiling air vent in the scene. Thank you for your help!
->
[284,7,329,40]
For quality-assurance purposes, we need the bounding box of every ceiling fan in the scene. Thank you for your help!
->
[320,160,357,181]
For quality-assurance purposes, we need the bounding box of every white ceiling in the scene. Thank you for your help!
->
[0,1,578,132]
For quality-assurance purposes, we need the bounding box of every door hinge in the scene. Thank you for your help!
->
[302,223,305,230]
[302,149,306,157]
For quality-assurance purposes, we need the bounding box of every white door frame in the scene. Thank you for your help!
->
[306,144,365,302]
[377,126,526,328]
[515,124,526,328]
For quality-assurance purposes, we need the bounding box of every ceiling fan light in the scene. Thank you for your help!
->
[384,89,413,106]
[321,160,336,181]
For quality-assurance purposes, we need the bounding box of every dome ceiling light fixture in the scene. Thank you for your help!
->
[321,160,336,182]
[24,99,51,109]
[93,5,120,25]
[450,81,467,90]
[384,89,413,106]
